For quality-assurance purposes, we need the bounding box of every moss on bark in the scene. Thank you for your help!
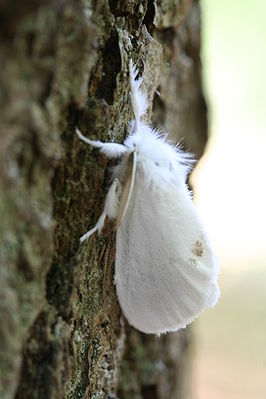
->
[0,1,207,398]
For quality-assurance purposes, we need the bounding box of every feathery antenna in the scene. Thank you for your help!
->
[129,59,148,133]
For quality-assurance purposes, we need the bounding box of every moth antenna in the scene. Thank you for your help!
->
[129,59,148,133]
[120,150,137,222]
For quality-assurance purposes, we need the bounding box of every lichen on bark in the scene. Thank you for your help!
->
[0,1,207,398]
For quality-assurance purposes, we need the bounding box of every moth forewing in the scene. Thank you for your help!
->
[115,178,220,334]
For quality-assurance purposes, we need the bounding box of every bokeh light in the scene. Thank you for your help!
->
[191,0,266,398]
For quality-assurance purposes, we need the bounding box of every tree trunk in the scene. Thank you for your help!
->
[0,1,207,398]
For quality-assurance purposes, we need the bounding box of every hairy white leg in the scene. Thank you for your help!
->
[80,178,122,243]
[76,128,128,158]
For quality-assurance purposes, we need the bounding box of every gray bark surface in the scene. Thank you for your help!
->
[0,1,207,398]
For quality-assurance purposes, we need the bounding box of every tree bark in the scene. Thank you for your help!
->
[0,1,207,398]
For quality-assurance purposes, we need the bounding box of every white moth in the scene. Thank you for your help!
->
[76,60,220,334]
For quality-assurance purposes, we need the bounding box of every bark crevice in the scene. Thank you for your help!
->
[0,1,207,398]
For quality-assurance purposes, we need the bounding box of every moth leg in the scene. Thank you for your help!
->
[80,178,122,243]
[76,128,128,158]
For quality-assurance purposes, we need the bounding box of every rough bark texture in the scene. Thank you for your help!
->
[0,1,207,398]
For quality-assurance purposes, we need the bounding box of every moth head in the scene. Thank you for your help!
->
[124,135,139,151]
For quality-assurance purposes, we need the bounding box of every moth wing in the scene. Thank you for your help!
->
[115,177,220,334]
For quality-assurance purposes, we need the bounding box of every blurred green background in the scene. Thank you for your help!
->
[191,0,266,398]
